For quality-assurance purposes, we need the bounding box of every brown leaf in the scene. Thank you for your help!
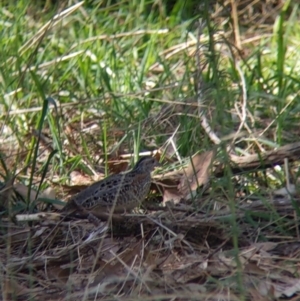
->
[249,284,273,301]
[253,242,278,252]
[162,180,183,205]
[178,150,216,198]
[278,278,300,297]
[14,183,56,205]
[162,186,182,205]
[93,239,143,285]
[40,186,56,199]
[47,265,70,285]
[13,183,39,202]
[244,263,267,276]
[2,276,29,298]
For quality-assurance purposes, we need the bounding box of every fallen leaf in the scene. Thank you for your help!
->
[279,278,300,297]
[40,186,56,199]
[178,150,216,199]
[14,183,57,206]
[14,183,39,202]
[163,186,182,205]
[253,242,278,252]
[2,276,29,298]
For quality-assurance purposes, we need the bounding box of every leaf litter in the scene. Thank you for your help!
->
[1,148,300,300]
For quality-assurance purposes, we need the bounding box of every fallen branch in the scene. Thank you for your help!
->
[222,141,300,174]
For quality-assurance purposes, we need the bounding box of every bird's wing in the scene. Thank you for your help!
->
[72,172,137,209]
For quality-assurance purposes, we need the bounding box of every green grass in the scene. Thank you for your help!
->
[1,0,299,209]
[0,0,299,201]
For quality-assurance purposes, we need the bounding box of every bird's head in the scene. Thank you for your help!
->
[132,156,159,173]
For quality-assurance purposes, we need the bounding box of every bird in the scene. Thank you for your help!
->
[63,156,159,216]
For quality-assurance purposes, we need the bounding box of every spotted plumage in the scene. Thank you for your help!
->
[64,156,158,215]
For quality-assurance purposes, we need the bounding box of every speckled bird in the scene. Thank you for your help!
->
[64,156,158,215]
